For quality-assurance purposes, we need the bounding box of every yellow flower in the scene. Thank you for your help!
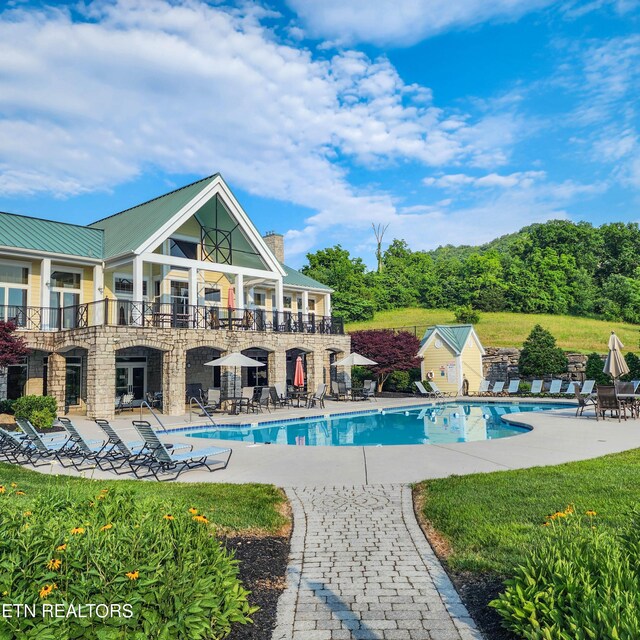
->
[564,505,574,514]
[23,511,32,517]
[188,507,198,515]
[46,559,61,571]
[99,524,113,532]
[97,494,106,500]
[56,544,67,552]
[163,514,174,520]
[100,489,108,493]
[39,583,57,599]
[586,510,597,517]
[88,501,95,507]
[15,491,25,496]
[10,483,17,488]
[542,521,550,526]
[0,486,5,494]
[70,527,85,535]
[192,515,209,524]
[125,571,139,581]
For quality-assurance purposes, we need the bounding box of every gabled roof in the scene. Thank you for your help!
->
[89,175,218,258]
[281,263,332,291]
[419,324,484,355]
[0,211,103,259]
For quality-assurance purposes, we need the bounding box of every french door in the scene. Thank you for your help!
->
[115,362,146,401]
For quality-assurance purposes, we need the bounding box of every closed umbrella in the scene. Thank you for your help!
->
[227,286,235,310]
[603,331,629,380]
[294,355,305,388]
[205,352,265,399]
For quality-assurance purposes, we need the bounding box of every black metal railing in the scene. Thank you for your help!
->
[2,300,345,335]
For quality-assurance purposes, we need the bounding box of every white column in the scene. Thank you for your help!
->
[132,257,143,325]
[93,264,104,324]
[40,258,51,308]
[324,293,331,317]
[188,267,198,307]
[275,278,284,312]
[249,286,255,308]
[235,274,244,310]
[302,290,309,314]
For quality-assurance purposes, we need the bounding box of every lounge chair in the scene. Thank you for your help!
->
[562,381,580,395]
[506,379,520,395]
[529,380,543,395]
[0,428,40,464]
[595,386,626,422]
[489,381,505,396]
[470,379,490,396]
[129,420,232,481]
[547,380,562,395]
[307,383,327,408]
[414,381,434,398]
[56,417,112,470]
[574,387,596,417]
[14,418,73,467]
[579,380,595,396]
[427,381,454,398]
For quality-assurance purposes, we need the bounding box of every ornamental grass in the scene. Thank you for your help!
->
[0,483,256,639]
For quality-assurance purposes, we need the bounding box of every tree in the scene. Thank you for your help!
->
[372,223,389,273]
[350,329,420,392]
[0,321,30,369]
[585,352,610,386]
[518,325,568,377]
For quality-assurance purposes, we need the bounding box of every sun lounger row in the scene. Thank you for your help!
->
[472,379,601,396]
[0,417,231,482]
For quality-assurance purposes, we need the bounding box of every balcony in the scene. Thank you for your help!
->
[1,300,345,335]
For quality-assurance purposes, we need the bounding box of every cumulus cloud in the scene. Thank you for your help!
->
[424,170,546,189]
[285,0,554,47]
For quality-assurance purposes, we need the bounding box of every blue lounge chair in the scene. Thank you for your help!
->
[547,380,562,395]
[563,381,580,395]
[14,418,73,467]
[490,381,505,396]
[528,380,543,395]
[506,379,520,395]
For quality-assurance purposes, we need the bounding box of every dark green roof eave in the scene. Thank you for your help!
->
[420,324,475,352]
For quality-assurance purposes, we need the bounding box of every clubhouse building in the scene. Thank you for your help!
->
[0,174,350,418]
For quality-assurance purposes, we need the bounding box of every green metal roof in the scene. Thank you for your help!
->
[280,263,332,291]
[89,175,218,258]
[420,324,474,353]
[0,211,103,259]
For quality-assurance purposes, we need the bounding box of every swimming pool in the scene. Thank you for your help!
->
[188,402,571,447]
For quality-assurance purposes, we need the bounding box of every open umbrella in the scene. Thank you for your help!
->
[293,355,305,388]
[603,331,630,380]
[332,353,377,367]
[205,352,265,398]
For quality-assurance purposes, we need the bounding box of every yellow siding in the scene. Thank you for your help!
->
[461,338,484,394]
[82,267,94,302]
[420,341,460,394]
[30,260,40,307]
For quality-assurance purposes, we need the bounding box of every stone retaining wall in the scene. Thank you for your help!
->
[483,347,590,380]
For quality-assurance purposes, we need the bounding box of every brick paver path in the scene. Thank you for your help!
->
[273,485,482,640]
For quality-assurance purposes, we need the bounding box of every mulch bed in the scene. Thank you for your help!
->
[223,535,290,640]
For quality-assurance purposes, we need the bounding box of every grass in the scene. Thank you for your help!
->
[347,307,640,353]
[416,448,640,575]
[0,462,288,534]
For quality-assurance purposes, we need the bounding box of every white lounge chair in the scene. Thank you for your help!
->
[490,381,505,396]
[529,380,543,395]
[548,380,562,395]
[506,379,520,395]
[415,381,433,397]
[472,379,491,396]
[428,381,454,398]
[563,381,580,395]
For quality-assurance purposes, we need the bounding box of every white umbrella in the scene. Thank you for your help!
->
[332,353,378,367]
[603,332,630,380]
[205,352,265,398]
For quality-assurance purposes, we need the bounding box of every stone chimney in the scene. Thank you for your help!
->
[263,231,285,263]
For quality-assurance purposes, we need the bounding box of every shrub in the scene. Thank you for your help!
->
[453,304,480,324]
[585,352,610,386]
[13,396,58,429]
[0,484,256,639]
[0,399,14,415]
[385,370,411,392]
[491,506,640,639]
[518,325,568,377]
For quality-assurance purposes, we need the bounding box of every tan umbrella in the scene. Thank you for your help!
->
[603,331,630,380]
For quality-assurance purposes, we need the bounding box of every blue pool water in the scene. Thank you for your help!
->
[189,402,570,447]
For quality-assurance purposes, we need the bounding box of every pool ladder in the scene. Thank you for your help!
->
[189,397,217,426]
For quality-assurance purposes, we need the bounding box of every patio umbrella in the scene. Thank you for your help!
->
[227,286,235,310]
[293,355,305,388]
[603,331,630,380]
[332,353,378,367]
[205,352,265,398]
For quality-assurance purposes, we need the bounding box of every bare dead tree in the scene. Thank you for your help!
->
[372,223,390,273]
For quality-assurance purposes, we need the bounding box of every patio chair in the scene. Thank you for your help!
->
[129,420,232,481]
[414,381,433,398]
[489,381,506,396]
[529,380,543,395]
[469,379,490,396]
[274,383,292,407]
[269,386,288,409]
[115,393,134,414]
[595,386,626,422]
[574,387,596,417]
[427,381,454,398]
[361,380,376,401]
[332,381,349,401]
[202,388,221,413]
[249,387,271,413]
[307,383,327,408]
[14,417,74,467]
[547,380,562,395]
[506,379,520,395]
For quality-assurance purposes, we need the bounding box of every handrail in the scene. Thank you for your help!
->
[139,400,166,431]
[189,397,217,425]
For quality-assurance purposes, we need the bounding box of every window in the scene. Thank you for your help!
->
[65,357,82,406]
[0,263,28,325]
[169,238,198,260]
[0,264,28,285]
[283,296,292,309]
[297,297,303,310]
[203,287,221,303]
[308,298,316,311]
[254,292,266,307]
[114,277,147,297]
[51,271,81,289]
[6,357,27,400]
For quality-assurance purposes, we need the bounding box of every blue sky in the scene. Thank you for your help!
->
[0,0,639,268]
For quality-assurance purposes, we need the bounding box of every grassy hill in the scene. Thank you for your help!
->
[346,308,640,353]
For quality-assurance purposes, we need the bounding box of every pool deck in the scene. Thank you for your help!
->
[30,395,640,485]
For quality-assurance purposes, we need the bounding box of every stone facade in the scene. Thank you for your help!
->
[18,326,350,419]
[482,347,590,381]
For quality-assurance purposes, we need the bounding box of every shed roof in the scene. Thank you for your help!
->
[280,263,332,291]
[420,324,477,354]
[0,211,103,259]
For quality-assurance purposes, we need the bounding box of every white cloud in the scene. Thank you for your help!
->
[424,170,545,190]
[285,0,554,47]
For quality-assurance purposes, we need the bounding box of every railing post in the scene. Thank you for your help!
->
[103,298,109,326]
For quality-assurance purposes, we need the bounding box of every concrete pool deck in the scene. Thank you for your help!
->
[29,396,640,485]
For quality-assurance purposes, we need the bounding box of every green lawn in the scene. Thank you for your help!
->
[416,448,640,575]
[0,462,288,534]
[347,308,640,353]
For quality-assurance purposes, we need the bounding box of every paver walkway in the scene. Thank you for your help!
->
[273,485,482,640]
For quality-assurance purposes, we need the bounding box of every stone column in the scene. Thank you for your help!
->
[306,349,324,394]
[162,347,186,415]
[269,350,286,388]
[47,352,66,414]
[86,345,115,419]
[0,368,7,400]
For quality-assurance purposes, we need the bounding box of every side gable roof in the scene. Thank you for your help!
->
[0,211,103,259]
[89,175,218,259]
[418,324,484,356]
